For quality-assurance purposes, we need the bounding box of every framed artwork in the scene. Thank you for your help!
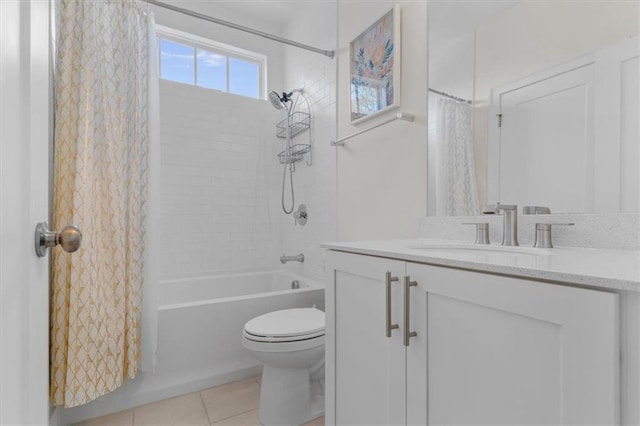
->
[350,5,401,124]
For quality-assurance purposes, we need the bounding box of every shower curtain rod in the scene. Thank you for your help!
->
[429,88,472,104]
[146,0,335,59]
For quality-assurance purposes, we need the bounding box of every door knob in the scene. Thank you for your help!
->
[35,222,82,257]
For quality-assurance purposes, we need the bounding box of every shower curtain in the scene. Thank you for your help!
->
[430,96,480,216]
[50,0,159,407]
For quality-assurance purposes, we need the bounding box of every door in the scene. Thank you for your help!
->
[0,0,51,424]
[606,36,640,212]
[495,63,595,212]
[325,250,405,425]
[406,263,619,425]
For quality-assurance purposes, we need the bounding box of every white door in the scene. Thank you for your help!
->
[0,0,51,424]
[496,64,595,213]
[325,251,405,425]
[406,263,619,425]
[604,36,640,212]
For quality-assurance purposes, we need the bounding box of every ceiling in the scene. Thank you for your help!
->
[429,0,519,47]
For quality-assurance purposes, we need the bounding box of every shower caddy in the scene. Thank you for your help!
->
[276,101,311,167]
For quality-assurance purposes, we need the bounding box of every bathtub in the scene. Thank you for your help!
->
[155,270,325,392]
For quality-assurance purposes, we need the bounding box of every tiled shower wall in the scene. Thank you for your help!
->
[159,82,286,279]
[158,4,336,281]
[279,3,338,280]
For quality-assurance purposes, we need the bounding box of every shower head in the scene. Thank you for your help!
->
[269,91,287,110]
[268,89,304,110]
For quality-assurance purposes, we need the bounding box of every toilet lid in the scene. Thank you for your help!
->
[244,307,325,339]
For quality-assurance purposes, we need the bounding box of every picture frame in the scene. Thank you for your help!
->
[350,5,401,124]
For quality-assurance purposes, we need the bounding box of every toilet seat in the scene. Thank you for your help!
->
[242,332,325,353]
[243,329,325,343]
[243,307,325,342]
[242,307,325,352]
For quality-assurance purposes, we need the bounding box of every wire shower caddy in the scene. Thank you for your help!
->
[276,95,312,166]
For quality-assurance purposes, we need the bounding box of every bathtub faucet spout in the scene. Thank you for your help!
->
[280,253,304,264]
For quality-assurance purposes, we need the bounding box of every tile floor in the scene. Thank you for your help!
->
[77,376,324,426]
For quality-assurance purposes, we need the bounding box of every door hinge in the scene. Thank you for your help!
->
[497,113,503,128]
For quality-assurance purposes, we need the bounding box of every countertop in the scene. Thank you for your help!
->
[321,239,640,292]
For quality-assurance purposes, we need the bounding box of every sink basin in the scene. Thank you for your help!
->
[406,243,551,256]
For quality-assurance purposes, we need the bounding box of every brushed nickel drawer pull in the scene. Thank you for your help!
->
[404,276,417,347]
[385,271,399,337]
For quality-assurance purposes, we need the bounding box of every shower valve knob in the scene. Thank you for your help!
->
[35,222,82,257]
[293,204,308,226]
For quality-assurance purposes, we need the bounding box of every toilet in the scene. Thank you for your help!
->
[242,307,325,425]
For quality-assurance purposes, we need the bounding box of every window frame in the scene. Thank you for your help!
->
[156,25,267,100]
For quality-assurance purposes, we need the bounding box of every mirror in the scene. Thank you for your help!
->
[427,0,639,216]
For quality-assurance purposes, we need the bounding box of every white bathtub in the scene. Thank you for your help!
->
[155,270,325,392]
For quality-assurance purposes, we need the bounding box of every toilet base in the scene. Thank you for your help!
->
[309,394,325,421]
[259,365,324,426]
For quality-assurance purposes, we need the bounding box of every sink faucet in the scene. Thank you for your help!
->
[280,253,304,264]
[494,204,519,246]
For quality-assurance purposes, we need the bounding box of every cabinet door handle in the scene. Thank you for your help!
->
[385,271,399,337]
[404,276,418,347]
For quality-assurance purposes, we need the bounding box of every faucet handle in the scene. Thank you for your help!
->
[534,223,575,248]
[293,204,308,226]
[463,222,490,245]
[524,205,551,214]
[495,204,517,213]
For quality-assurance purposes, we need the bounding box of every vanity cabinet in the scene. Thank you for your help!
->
[325,250,619,425]
[326,252,406,424]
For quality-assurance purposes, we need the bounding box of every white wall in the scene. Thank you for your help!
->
[337,0,427,241]
[280,2,337,279]
[429,32,474,101]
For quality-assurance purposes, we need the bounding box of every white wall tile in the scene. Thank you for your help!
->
[159,80,286,279]
[158,4,337,282]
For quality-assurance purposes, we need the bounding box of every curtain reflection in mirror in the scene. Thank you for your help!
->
[429,94,480,216]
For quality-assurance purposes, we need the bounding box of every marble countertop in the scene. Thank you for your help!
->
[321,239,640,292]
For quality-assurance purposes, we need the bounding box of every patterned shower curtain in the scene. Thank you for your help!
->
[431,97,480,216]
[51,0,152,407]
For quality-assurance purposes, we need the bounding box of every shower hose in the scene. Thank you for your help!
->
[281,162,295,214]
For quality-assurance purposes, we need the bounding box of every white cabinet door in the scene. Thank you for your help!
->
[406,263,619,425]
[325,251,406,425]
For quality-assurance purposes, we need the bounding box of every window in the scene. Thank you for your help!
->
[157,26,266,100]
